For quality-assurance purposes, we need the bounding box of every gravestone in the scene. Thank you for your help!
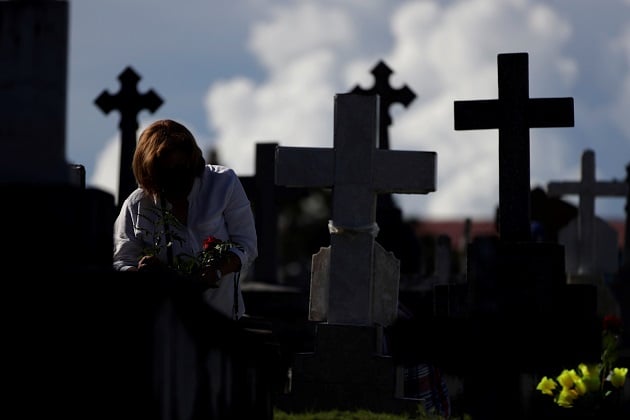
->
[548,149,628,317]
[0,0,115,270]
[240,142,308,285]
[240,143,283,284]
[0,0,70,184]
[274,93,436,414]
[95,66,163,206]
[614,164,630,349]
[433,235,453,285]
[350,60,416,150]
[396,52,598,420]
[548,149,627,274]
[455,53,575,242]
[456,52,603,420]
[238,143,311,327]
[350,60,422,276]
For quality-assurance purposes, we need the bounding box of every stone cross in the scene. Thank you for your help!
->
[547,149,628,273]
[454,52,574,242]
[350,60,416,150]
[349,60,422,276]
[240,143,280,283]
[275,93,436,325]
[240,142,307,283]
[95,66,163,206]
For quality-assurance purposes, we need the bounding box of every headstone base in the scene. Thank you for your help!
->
[274,323,419,415]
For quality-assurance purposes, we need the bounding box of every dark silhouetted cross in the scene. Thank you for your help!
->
[455,52,574,242]
[95,66,163,206]
[350,60,416,150]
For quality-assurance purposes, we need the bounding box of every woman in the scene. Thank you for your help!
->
[113,118,258,320]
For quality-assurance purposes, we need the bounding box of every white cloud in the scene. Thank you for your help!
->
[90,134,119,201]
[203,0,620,220]
[87,0,629,220]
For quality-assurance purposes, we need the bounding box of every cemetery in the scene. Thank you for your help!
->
[2,1,628,419]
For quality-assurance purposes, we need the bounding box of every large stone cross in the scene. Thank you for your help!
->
[350,60,416,150]
[547,149,627,272]
[95,66,163,206]
[275,93,436,325]
[454,52,574,242]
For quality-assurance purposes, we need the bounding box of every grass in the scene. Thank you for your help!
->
[273,407,471,420]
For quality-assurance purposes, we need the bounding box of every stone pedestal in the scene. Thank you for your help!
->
[275,323,419,415]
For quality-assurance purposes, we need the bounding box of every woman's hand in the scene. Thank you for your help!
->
[137,255,168,272]
[199,265,221,289]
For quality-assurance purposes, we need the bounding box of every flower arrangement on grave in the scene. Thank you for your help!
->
[535,314,628,410]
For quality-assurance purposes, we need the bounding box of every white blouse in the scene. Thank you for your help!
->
[113,164,258,319]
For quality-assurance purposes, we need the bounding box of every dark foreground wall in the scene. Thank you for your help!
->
[1,185,280,420]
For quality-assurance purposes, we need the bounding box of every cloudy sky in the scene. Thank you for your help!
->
[66,0,630,221]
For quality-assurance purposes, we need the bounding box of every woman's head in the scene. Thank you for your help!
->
[133,119,206,198]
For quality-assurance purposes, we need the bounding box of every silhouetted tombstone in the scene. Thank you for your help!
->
[350,60,422,275]
[388,53,598,420]
[240,142,309,285]
[95,66,163,206]
[548,149,627,275]
[456,52,602,420]
[274,93,436,414]
[1,0,70,184]
[240,143,282,283]
[350,60,416,150]
[612,164,630,348]
[547,150,628,319]
[455,53,574,242]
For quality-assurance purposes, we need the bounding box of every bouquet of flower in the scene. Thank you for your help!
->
[137,207,243,276]
[535,314,628,409]
[173,235,243,278]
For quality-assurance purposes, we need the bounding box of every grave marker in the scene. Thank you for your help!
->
[449,52,594,419]
[274,93,436,414]
[0,0,69,184]
[240,142,308,284]
[350,60,416,150]
[547,149,627,274]
[350,60,422,276]
[455,52,574,242]
[95,66,163,206]
[276,93,436,325]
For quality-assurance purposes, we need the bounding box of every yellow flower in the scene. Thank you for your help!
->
[536,376,558,396]
[556,387,578,408]
[609,367,628,388]
[573,378,587,395]
[557,369,579,389]
[536,314,627,409]
[578,363,601,392]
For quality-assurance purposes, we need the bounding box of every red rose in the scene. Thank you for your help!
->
[202,236,222,251]
[603,314,623,333]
